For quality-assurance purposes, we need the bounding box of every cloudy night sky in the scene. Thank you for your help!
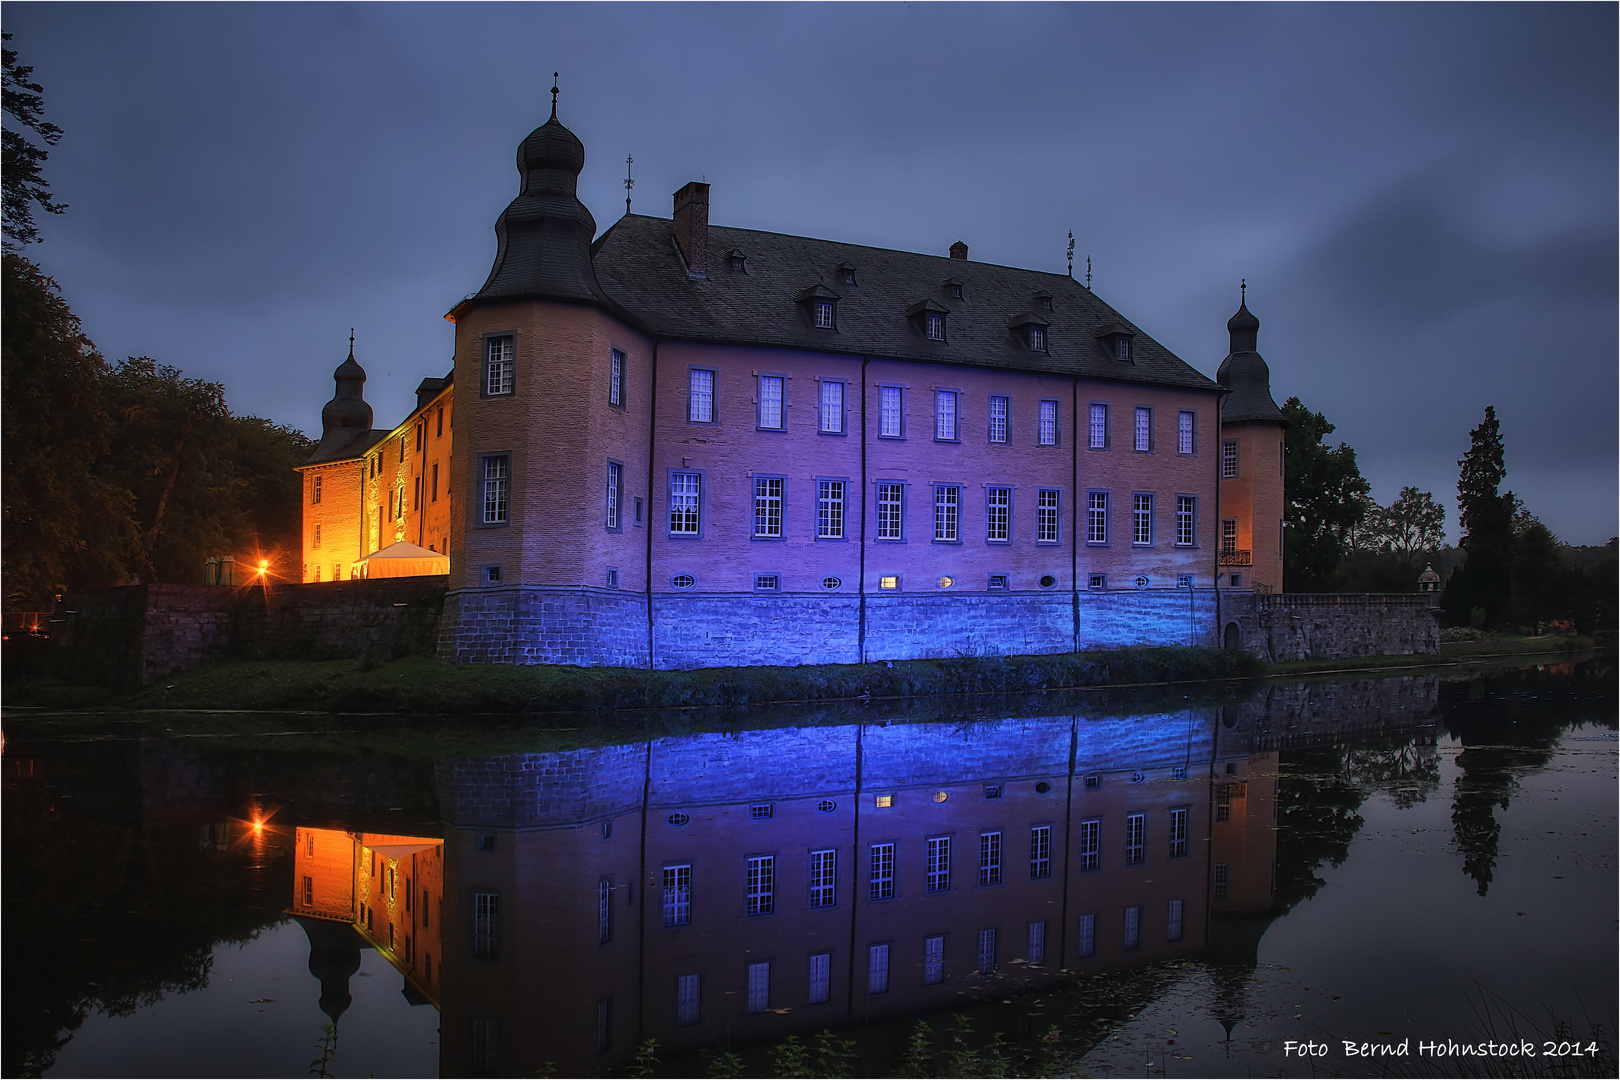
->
[6,2,1615,544]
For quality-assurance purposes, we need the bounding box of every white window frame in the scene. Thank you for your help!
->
[976,927,997,973]
[606,462,622,531]
[1125,812,1146,865]
[473,891,501,958]
[757,374,784,430]
[1086,491,1108,545]
[1222,517,1238,553]
[924,935,945,985]
[1176,495,1195,547]
[481,455,510,525]
[809,849,837,909]
[933,485,960,542]
[1027,921,1047,964]
[745,855,775,917]
[1028,825,1052,880]
[662,864,692,927]
[817,479,846,539]
[986,486,1010,543]
[1124,905,1141,949]
[669,471,701,536]
[926,835,951,893]
[925,313,945,341]
[814,300,836,329]
[1221,438,1239,478]
[807,952,832,1004]
[988,395,1008,443]
[1037,488,1060,544]
[876,482,904,541]
[978,831,1002,887]
[1178,410,1195,454]
[746,961,771,1013]
[609,349,625,407]
[879,385,904,438]
[688,369,715,423]
[868,842,895,900]
[1078,819,1101,872]
[753,476,783,539]
[1169,807,1188,859]
[485,336,514,396]
[1133,493,1153,546]
[1077,913,1097,958]
[1088,402,1108,449]
[934,390,958,441]
[1039,399,1058,446]
[1134,406,1152,451]
[311,474,322,504]
[819,380,845,433]
[867,943,890,994]
[1028,325,1045,351]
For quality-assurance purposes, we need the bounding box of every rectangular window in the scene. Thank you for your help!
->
[1078,819,1101,872]
[868,943,890,994]
[606,462,621,530]
[807,952,832,1004]
[986,486,1010,542]
[754,572,778,592]
[662,865,692,926]
[1124,906,1141,949]
[1167,899,1184,943]
[746,962,771,1013]
[1169,808,1188,858]
[1222,439,1238,478]
[689,369,715,423]
[746,855,775,917]
[609,349,624,407]
[670,472,701,536]
[758,375,784,429]
[1087,491,1108,544]
[432,462,439,502]
[482,455,509,525]
[1213,863,1230,899]
[934,390,958,440]
[1178,410,1195,454]
[749,803,773,820]
[817,480,845,539]
[676,974,701,1026]
[877,483,904,540]
[1133,494,1153,545]
[933,485,960,542]
[1217,784,1234,822]
[925,313,945,340]
[485,336,514,395]
[814,300,835,328]
[1221,518,1238,553]
[1027,921,1047,964]
[986,395,1009,443]
[436,406,444,437]
[313,523,322,549]
[924,935,945,985]
[302,875,313,906]
[1077,914,1096,958]
[1089,403,1108,449]
[1029,825,1052,879]
[869,843,895,900]
[1125,813,1145,865]
[976,928,996,974]
[1176,495,1195,546]
[1039,399,1058,446]
[978,832,1002,887]
[753,477,783,538]
[1134,406,1152,451]
[926,836,951,893]
[809,849,837,909]
[987,573,1008,590]
[312,474,322,504]
[472,1019,501,1075]
[473,891,500,959]
[819,380,844,433]
[879,386,903,438]
[1028,325,1046,351]
[598,879,612,944]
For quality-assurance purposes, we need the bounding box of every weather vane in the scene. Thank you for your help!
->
[1085,256,1092,290]
[625,154,634,215]
[1067,231,1074,278]
[348,327,355,357]
[550,72,559,118]
[1241,277,1247,302]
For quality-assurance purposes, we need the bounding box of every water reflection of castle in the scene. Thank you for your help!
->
[292,698,1418,1077]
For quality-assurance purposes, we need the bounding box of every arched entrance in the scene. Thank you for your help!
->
[1223,621,1242,651]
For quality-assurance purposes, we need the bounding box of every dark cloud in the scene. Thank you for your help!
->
[4,2,1614,542]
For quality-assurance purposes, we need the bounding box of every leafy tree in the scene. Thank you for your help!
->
[1,255,134,605]
[1443,406,1515,628]
[1503,515,1569,631]
[1381,486,1446,563]
[2,33,67,250]
[1281,396,1370,591]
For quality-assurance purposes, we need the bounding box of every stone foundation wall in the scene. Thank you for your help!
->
[1219,593,1440,663]
[438,587,650,667]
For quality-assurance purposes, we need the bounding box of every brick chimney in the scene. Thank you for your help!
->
[949,240,969,260]
[673,182,710,276]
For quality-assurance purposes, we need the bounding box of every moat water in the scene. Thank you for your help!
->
[3,659,1614,1079]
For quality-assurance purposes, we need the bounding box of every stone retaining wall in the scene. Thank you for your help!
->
[1219,593,1439,663]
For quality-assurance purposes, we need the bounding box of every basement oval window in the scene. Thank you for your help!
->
[817,799,837,813]
[667,813,691,828]
[937,575,955,589]
[1040,575,1057,588]
[822,576,842,590]
[671,574,696,589]
[932,791,949,803]
[1034,781,1052,794]
[1130,771,1146,784]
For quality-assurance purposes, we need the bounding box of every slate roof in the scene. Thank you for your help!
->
[302,428,388,467]
[591,215,1221,394]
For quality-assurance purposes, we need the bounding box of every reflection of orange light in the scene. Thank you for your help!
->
[257,559,269,576]
[253,819,264,833]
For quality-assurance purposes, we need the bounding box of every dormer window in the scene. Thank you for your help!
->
[1093,322,1137,362]
[837,262,857,286]
[926,314,945,341]
[796,283,842,330]
[907,298,951,342]
[1028,325,1046,351]
[730,256,745,272]
[1115,337,1131,361]
[1035,293,1054,312]
[815,301,835,328]
[1008,312,1051,352]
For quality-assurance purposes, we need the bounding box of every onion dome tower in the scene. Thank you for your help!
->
[473,77,605,305]
[310,333,374,462]
[1216,289,1285,424]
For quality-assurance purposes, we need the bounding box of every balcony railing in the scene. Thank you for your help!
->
[1218,548,1252,566]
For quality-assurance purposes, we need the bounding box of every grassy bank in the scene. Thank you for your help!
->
[10,645,1263,715]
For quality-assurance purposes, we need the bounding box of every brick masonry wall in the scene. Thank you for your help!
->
[1219,594,1440,662]
[439,586,650,667]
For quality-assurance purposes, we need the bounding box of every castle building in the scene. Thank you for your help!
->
[297,104,1284,668]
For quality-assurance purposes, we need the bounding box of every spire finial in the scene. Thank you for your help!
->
[625,153,634,215]
[1085,256,1092,290]
[550,72,559,119]
[1067,230,1074,278]
[348,328,354,359]
[1240,278,1247,303]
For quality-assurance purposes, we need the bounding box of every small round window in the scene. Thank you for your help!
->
[822,576,842,590]
[932,790,949,803]
[1035,781,1052,794]
[937,575,955,589]
[816,799,837,813]
[671,574,696,589]
[1040,575,1057,589]
[1130,771,1146,784]
[667,812,690,827]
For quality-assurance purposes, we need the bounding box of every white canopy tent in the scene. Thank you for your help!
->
[356,541,449,579]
